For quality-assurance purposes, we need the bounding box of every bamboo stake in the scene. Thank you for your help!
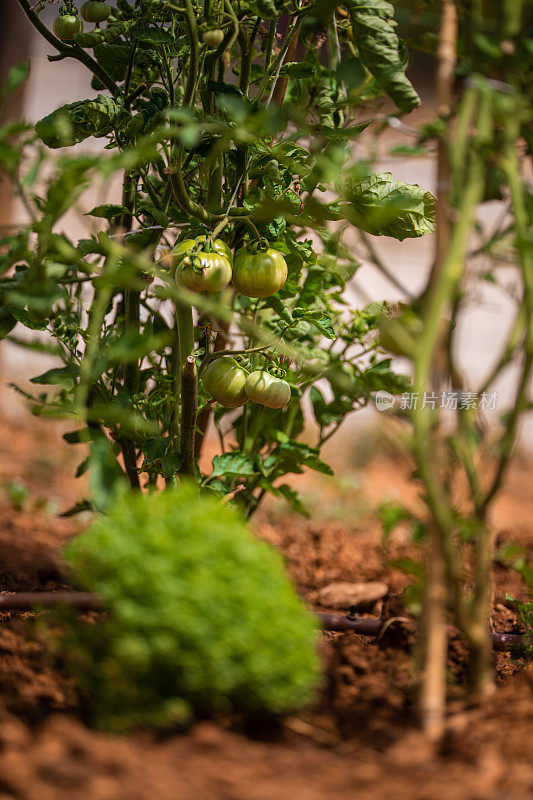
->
[417,0,458,744]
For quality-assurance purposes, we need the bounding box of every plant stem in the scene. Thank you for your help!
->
[15,0,119,97]
[415,0,458,742]
[176,302,195,371]
[257,19,301,103]
[479,119,533,513]
[179,355,198,479]
[182,0,200,107]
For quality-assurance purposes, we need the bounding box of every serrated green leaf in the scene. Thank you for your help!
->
[310,386,353,428]
[345,0,420,112]
[340,172,435,240]
[260,479,309,517]
[280,62,316,79]
[161,453,182,479]
[10,306,48,330]
[86,204,129,220]
[30,366,78,385]
[336,57,366,89]
[211,453,258,479]
[292,307,335,339]
[35,95,123,149]
[131,26,175,45]
[75,31,105,48]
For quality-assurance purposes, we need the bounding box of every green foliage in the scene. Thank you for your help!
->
[506,596,533,660]
[35,95,124,148]
[63,485,321,730]
[340,172,435,240]
[344,0,420,112]
[496,544,533,594]
[1,0,429,517]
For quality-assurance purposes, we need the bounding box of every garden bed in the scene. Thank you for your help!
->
[0,417,531,800]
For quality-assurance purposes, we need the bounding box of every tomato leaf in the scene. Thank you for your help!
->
[310,386,354,427]
[75,31,105,48]
[360,359,411,393]
[263,441,333,477]
[30,366,78,385]
[280,62,317,79]
[86,204,130,220]
[339,172,436,240]
[259,479,310,517]
[131,26,175,46]
[344,0,420,112]
[211,453,258,479]
[89,437,128,512]
[292,307,335,339]
[35,95,123,149]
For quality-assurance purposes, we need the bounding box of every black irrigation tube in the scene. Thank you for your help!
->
[0,592,102,611]
[316,612,525,653]
[0,593,525,653]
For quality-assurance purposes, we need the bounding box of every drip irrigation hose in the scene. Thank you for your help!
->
[0,593,525,653]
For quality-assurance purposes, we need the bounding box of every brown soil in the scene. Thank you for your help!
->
[0,415,532,800]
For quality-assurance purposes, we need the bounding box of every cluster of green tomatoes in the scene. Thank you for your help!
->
[170,235,288,298]
[53,1,229,47]
[170,235,292,410]
[203,358,291,411]
[53,1,112,39]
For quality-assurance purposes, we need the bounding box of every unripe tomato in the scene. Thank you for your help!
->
[53,12,83,41]
[202,357,248,408]
[245,370,291,409]
[171,236,233,273]
[202,29,224,48]
[178,251,232,293]
[81,1,112,24]
[232,243,288,298]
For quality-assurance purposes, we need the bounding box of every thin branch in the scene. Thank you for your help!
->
[179,355,198,479]
[198,344,269,376]
[15,0,120,97]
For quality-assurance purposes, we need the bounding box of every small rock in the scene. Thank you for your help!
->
[190,721,225,748]
[317,580,388,610]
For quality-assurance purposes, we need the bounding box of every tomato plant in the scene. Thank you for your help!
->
[3,0,434,517]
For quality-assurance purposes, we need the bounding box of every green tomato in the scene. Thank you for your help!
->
[232,246,288,298]
[202,29,224,48]
[178,250,232,293]
[53,13,83,41]
[245,370,291,409]
[202,357,248,408]
[80,1,112,24]
[171,236,233,272]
